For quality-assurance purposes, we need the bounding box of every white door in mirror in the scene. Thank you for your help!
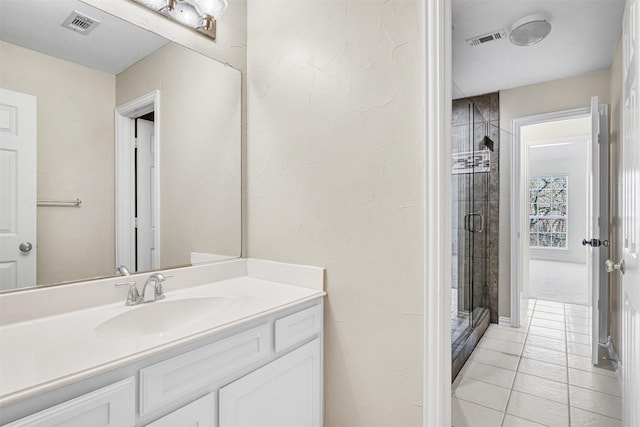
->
[136,118,157,272]
[0,88,36,290]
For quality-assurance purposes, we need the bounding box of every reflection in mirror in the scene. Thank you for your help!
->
[0,0,241,291]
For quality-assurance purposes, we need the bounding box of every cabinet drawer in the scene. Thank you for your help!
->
[146,392,215,427]
[4,378,135,427]
[140,323,272,415]
[274,304,322,352]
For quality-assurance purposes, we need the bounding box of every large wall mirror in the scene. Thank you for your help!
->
[0,0,241,291]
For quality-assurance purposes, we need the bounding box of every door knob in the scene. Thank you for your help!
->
[582,238,609,247]
[19,242,33,253]
[605,259,625,275]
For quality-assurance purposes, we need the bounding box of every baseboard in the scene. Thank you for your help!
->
[499,316,511,326]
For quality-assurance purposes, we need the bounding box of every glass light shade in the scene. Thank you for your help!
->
[166,1,202,27]
[193,0,228,18]
[139,0,168,9]
[509,14,551,46]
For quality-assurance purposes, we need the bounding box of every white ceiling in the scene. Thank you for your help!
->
[0,0,168,75]
[452,0,626,99]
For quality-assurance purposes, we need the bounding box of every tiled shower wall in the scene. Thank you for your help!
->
[452,92,500,324]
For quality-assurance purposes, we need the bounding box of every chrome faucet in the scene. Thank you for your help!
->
[115,265,131,276]
[141,273,171,303]
[115,273,172,306]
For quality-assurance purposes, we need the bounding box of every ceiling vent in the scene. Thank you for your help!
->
[466,29,507,47]
[61,11,100,35]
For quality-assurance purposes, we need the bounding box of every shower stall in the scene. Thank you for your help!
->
[451,99,496,379]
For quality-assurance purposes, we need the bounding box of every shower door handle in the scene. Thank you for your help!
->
[465,213,484,233]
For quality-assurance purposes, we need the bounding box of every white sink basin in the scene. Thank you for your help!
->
[96,297,236,338]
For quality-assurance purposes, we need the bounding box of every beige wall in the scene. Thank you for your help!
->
[116,42,242,268]
[246,1,424,426]
[608,38,623,351]
[498,70,611,317]
[0,41,116,285]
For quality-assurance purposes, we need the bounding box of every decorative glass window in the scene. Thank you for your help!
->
[529,176,568,248]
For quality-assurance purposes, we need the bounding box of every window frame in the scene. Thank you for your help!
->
[528,175,569,250]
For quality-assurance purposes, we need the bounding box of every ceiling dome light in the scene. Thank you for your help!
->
[192,0,228,18]
[509,14,551,46]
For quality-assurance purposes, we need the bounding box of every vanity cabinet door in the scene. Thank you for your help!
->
[3,378,135,427]
[219,338,321,427]
[145,393,215,427]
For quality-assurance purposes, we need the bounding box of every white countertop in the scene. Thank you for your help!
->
[0,260,325,407]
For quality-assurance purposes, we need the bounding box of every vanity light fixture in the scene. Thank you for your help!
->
[509,14,551,46]
[131,0,228,40]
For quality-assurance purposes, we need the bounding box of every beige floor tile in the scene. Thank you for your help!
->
[485,327,527,344]
[567,354,618,377]
[569,368,621,397]
[532,311,565,322]
[472,347,520,371]
[517,357,568,383]
[567,341,591,357]
[570,407,621,427]
[565,303,589,314]
[502,414,546,427]
[506,391,569,427]
[526,334,566,352]
[462,361,516,389]
[479,337,524,356]
[522,345,567,366]
[566,331,590,345]
[512,372,568,404]
[451,397,503,427]
[566,322,590,334]
[533,305,565,315]
[530,318,566,331]
[569,385,622,419]
[528,325,566,340]
[453,376,511,412]
[565,316,591,327]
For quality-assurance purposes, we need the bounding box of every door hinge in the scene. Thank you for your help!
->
[133,137,138,149]
[134,217,138,228]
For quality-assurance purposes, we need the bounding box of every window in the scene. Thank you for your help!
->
[529,176,568,248]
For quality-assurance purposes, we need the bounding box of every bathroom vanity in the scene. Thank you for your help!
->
[0,259,325,426]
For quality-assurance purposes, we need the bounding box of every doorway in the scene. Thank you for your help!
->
[523,119,591,306]
[511,104,610,352]
[115,90,160,273]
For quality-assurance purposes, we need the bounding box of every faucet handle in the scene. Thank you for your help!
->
[115,281,141,306]
[154,274,173,299]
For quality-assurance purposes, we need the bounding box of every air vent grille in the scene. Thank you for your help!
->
[466,29,507,47]
[62,11,100,35]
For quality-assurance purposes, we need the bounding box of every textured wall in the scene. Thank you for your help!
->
[246,1,424,425]
[0,41,116,286]
[498,70,611,318]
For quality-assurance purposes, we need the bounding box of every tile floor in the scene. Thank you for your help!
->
[452,299,621,427]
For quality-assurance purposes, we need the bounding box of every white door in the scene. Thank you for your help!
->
[136,118,156,272]
[0,88,36,290]
[587,95,602,364]
[620,0,640,424]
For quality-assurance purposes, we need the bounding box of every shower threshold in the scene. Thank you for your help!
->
[451,307,490,381]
